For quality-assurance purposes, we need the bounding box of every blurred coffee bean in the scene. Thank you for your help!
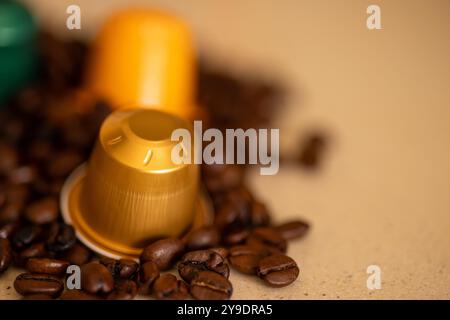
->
[81,262,114,294]
[246,227,287,253]
[0,143,19,171]
[15,242,47,267]
[222,227,250,246]
[8,166,38,185]
[58,242,91,265]
[178,249,229,283]
[275,220,310,240]
[140,238,185,271]
[203,165,244,193]
[46,150,83,178]
[298,132,328,169]
[214,201,251,232]
[0,203,22,223]
[12,225,42,250]
[138,261,160,295]
[256,254,299,287]
[0,221,20,239]
[107,280,138,300]
[5,184,29,206]
[184,226,220,251]
[14,273,63,298]
[100,258,139,280]
[46,223,76,253]
[152,274,188,300]
[0,238,12,273]
[251,201,271,227]
[228,244,270,275]
[190,271,232,300]
[25,197,58,225]
[25,258,69,275]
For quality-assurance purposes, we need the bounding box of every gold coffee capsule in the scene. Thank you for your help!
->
[61,108,211,259]
[85,9,197,120]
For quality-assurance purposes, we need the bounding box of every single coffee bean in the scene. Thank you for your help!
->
[185,226,220,251]
[190,271,233,300]
[203,165,243,193]
[0,238,12,273]
[138,261,160,295]
[12,225,42,250]
[25,197,58,225]
[275,220,310,240]
[14,273,64,298]
[5,184,29,206]
[246,227,287,253]
[81,262,114,294]
[178,250,229,283]
[214,201,250,232]
[26,258,69,275]
[46,223,76,252]
[153,274,188,300]
[58,242,91,265]
[107,280,138,300]
[59,290,100,300]
[228,244,270,275]
[9,165,38,185]
[100,258,139,279]
[222,227,250,246]
[15,242,47,267]
[250,201,271,227]
[256,254,299,287]
[298,133,327,169]
[140,238,185,271]
[0,143,18,172]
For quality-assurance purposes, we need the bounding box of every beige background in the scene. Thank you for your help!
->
[1,0,450,299]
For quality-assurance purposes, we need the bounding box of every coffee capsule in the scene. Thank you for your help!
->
[61,108,212,259]
[85,9,197,120]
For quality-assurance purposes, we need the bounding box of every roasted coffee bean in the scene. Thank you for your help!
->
[275,220,310,240]
[26,258,69,275]
[178,249,229,283]
[5,184,29,206]
[0,221,20,239]
[298,133,327,169]
[209,247,229,259]
[46,223,76,252]
[100,258,139,279]
[0,143,18,172]
[0,203,22,223]
[222,227,250,246]
[15,242,47,267]
[22,294,53,300]
[14,273,64,297]
[9,166,38,185]
[214,202,250,232]
[185,226,220,251]
[152,274,188,300]
[60,290,100,300]
[256,254,299,287]
[12,225,42,250]
[138,261,160,295]
[81,262,114,294]
[203,165,244,193]
[25,197,58,225]
[0,238,12,273]
[107,280,138,300]
[251,201,271,227]
[228,244,270,275]
[190,271,233,300]
[140,238,185,270]
[58,242,91,265]
[46,150,83,178]
[246,227,287,253]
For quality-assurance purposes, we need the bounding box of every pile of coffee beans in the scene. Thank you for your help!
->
[0,31,310,300]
